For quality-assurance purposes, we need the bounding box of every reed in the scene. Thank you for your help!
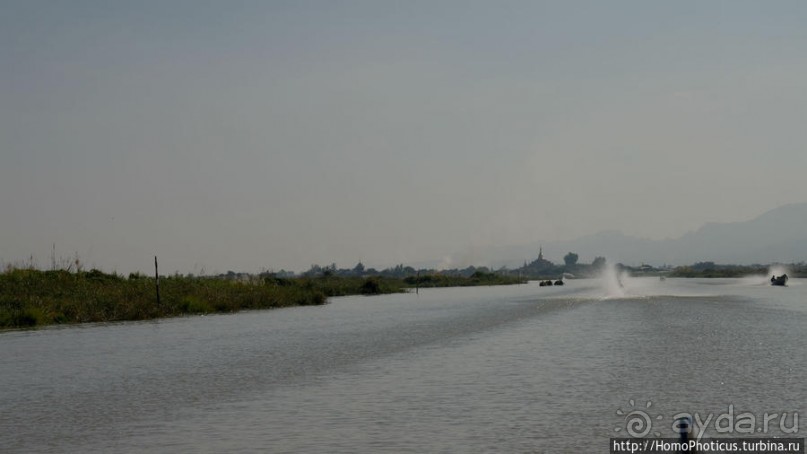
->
[0,268,339,328]
[0,268,524,329]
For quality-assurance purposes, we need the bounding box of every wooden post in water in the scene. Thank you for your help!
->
[155,256,161,306]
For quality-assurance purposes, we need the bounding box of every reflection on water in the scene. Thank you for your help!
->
[1,279,805,452]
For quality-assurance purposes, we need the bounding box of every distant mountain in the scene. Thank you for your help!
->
[668,202,807,265]
[478,203,807,268]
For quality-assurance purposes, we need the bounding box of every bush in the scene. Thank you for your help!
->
[360,278,382,295]
[0,307,46,327]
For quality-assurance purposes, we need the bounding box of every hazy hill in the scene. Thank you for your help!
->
[480,203,807,268]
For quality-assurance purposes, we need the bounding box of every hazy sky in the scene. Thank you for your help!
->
[3,1,807,274]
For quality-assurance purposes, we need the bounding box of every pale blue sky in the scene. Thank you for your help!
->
[2,1,807,273]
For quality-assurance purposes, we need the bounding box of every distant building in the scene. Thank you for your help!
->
[520,246,556,276]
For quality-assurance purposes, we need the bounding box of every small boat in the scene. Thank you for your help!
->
[553,279,564,286]
[771,274,788,286]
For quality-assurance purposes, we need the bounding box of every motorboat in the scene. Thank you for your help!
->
[771,274,788,286]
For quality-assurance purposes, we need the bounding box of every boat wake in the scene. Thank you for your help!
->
[532,260,798,304]
[600,262,629,299]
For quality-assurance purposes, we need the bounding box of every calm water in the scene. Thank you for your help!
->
[1,277,805,453]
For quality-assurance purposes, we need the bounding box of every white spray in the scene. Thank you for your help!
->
[601,261,628,298]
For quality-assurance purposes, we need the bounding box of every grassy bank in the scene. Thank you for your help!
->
[0,269,524,329]
[0,269,407,329]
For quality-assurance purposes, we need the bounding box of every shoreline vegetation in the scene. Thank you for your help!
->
[0,268,526,329]
[3,253,806,329]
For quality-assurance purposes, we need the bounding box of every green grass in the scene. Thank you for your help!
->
[0,269,337,328]
[0,268,524,329]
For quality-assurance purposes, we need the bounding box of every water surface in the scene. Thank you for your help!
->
[1,278,805,452]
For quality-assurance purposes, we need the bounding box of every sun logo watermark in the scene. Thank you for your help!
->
[615,400,664,438]
[672,404,799,439]
[614,400,800,439]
